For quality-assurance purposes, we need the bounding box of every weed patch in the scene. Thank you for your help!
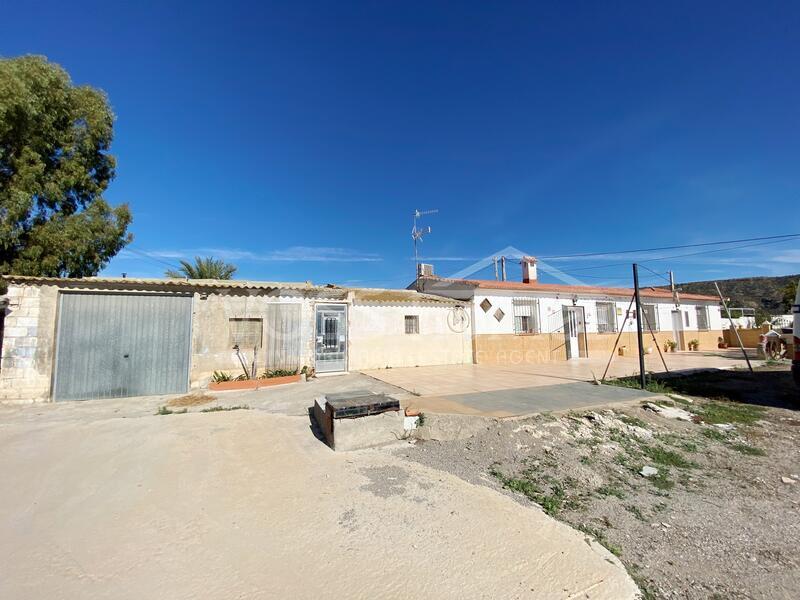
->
[200,405,250,413]
[625,504,646,521]
[640,444,696,469]
[490,468,566,516]
[730,443,766,456]
[605,376,673,394]
[156,406,187,416]
[695,400,766,425]
[596,484,626,499]
[702,428,729,442]
[618,414,648,428]
[576,524,623,557]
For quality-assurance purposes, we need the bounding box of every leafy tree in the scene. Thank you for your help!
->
[165,257,237,280]
[0,55,132,277]
[781,280,798,312]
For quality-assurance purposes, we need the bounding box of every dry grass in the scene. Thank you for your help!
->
[167,392,217,408]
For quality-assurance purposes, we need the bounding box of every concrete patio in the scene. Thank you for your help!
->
[363,350,760,417]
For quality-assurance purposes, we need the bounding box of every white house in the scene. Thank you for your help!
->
[416,257,724,365]
[0,276,473,402]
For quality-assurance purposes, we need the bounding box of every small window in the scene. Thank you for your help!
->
[684,311,690,327]
[404,315,419,334]
[596,301,617,334]
[696,306,709,331]
[641,304,659,332]
[480,298,492,313]
[494,308,505,322]
[230,318,262,349]
[513,298,540,334]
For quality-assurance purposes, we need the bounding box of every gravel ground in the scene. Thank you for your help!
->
[396,365,800,600]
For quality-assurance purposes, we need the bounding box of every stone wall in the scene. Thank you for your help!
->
[0,284,58,402]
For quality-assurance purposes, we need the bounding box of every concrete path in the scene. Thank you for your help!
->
[406,381,657,417]
[0,406,638,599]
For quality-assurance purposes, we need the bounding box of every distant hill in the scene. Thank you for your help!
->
[669,274,799,318]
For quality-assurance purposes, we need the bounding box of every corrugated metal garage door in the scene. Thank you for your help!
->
[53,293,192,401]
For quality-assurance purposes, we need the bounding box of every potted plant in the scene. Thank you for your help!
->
[666,339,678,352]
[688,339,699,351]
[718,336,728,349]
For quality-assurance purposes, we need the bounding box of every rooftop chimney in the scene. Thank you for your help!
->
[521,256,537,283]
[417,263,434,278]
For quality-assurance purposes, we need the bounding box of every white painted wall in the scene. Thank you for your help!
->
[469,289,721,335]
[348,301,473,369]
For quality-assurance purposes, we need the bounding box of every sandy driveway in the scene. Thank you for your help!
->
[0,406,638,599]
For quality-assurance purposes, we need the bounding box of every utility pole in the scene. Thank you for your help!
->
[493,257,499,280]
[633,263,647,389]
[669,270,681,308]
[500,256,507,281]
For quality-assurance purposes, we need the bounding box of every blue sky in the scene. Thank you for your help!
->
[3,1,799,288]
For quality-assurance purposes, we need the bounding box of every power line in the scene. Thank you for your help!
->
[637,264,672,285]
[553,235,800,273]
[125,246,183,271]
[539,232,800,260]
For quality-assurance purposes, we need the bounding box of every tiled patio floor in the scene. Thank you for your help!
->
[362,350,759,417]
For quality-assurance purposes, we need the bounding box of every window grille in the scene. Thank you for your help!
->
[641,304,659,332]
[404,315,419,334]
[695,306,709,330]
[480,298,492,313]
[229,318,262,349]
[512,298,540,334]
[596,301,617,333]
[494,308,505,322]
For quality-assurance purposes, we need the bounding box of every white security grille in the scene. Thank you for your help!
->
[512,298,540,334]
[695,306,709,330]
[596,301,617,333]
[404,315,419,334]
[641,304,659,332]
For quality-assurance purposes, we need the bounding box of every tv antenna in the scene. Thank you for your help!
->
[412,208,438,276]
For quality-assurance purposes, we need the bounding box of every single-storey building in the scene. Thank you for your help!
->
[0,276,472,402]
[415,257,724,365]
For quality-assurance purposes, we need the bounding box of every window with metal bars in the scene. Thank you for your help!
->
[404,315,419,334]
[695,306,709,330]
[641,304,659,332]
[512,298,540,334]
[229,318,263,349]
[596,301,617,333]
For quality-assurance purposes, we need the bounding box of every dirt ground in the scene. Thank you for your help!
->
[399,364,800,600]
[0,401,638,599]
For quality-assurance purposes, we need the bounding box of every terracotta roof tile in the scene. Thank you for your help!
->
[420,275,718,301]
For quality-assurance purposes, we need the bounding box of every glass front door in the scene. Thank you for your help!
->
[315,304,347,373]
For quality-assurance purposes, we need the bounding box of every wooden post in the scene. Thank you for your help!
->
[633,264,647,389]
[714,281,753,374]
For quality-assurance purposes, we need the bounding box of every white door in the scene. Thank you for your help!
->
[563,306,582,359]
[315,304,347,373]
[671,310,685,351]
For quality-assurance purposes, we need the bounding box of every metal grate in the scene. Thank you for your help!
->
[641,304,659,332]
[696,306,709,330]
[480,298,492,312]
[596,301,617,333]
[494,307,505,322]
[512,298,540,334]
[404,315,419,334]
[230,318,262,349]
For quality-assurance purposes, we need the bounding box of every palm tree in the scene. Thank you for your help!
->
[165,256,237,280]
